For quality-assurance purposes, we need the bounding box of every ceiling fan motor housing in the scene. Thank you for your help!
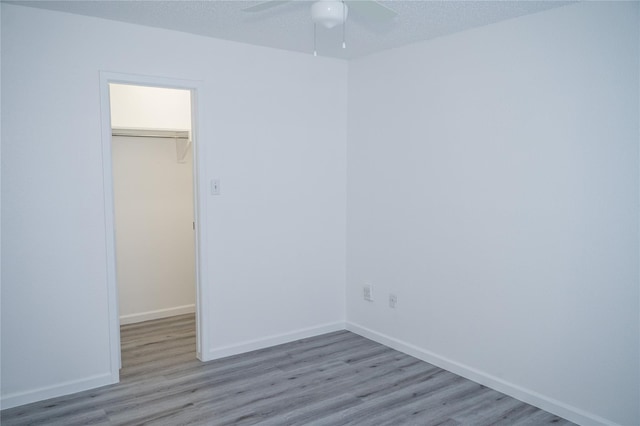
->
[311,0,348,29]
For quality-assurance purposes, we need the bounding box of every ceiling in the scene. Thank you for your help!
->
[8,0,573,59]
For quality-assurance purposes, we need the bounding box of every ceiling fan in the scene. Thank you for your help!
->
[242,0,398,55]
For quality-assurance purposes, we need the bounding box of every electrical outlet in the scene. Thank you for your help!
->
[389,293,397,309]
[363,284,373,302]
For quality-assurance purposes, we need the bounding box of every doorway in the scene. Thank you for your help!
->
[110,84,195,327]
[100,73,210,383]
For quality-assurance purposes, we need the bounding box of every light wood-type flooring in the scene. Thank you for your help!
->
[1,314,574,425]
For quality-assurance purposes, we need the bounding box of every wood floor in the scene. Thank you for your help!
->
[2,314,573,425]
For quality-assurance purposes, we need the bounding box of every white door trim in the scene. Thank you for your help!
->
[99,71,210,383]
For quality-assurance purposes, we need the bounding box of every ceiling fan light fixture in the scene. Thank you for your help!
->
[311,0,348,29]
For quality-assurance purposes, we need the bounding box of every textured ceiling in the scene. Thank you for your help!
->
[9,0,573,59]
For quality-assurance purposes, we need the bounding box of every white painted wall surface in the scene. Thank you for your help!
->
[110,84,192,131]
[347,2,639,426]
[112,135,195,323]
[1,3,347,408]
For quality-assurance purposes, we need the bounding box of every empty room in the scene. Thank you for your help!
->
[1,1,638,426]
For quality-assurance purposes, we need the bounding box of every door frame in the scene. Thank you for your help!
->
[99,71,210,382]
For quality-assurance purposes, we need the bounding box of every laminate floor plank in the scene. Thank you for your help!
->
[373,380,489,425]
[332,376,479,426]
[1,314,575,425]
[0,407,110,426]
[511,409,574,426]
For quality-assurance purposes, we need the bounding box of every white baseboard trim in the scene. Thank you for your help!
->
[0,372,116,410]
[119,304,195,325]
[346,321,617,426]
[205,321,345,361]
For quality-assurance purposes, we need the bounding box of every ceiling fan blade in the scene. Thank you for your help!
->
[241,1,292,13]
[345,0,398,22]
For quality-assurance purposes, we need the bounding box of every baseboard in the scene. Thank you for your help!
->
[206,321,345,361]
[0,372,116,410]
[346,322,617,426]
[119,304,195,325]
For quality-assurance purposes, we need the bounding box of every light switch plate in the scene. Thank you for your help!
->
[211,179,220,195]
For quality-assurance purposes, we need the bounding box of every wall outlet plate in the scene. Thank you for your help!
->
[363,284,373,302]
[389,293,397,308]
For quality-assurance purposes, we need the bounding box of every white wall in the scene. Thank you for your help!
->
[110,84,192,131]
[0,3,347,408]
[346,2,639,426]
[110,84,195,323]
[112,135,196,323]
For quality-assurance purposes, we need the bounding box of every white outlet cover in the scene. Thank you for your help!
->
[363,285,373,302]
[389,294,397,308]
